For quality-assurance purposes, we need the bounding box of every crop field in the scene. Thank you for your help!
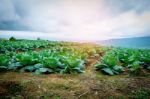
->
[0,39,150,99]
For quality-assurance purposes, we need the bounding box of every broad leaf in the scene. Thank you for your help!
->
[102,68,114,75]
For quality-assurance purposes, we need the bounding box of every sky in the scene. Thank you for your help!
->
[0,0,150,40]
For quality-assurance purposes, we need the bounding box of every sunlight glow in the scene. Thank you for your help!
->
[59,0,112,40]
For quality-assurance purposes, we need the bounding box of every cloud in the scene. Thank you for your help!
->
[105,0,150,15]
[111,11,150,36]
[0,0,20,22]
[0,0,150,40]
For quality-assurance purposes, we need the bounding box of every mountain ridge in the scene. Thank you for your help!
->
[97,36,150,49]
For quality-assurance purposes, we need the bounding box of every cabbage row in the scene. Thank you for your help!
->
[95,48,150,75]
[0,44,102,74]
[0,40,79,53]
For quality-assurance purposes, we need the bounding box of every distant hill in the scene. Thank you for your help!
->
[97,36,150,49]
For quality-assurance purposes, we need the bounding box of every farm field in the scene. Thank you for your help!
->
[0,0,150,98]
[0,39,150,99]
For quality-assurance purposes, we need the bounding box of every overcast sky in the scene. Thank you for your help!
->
[0,0,150,40]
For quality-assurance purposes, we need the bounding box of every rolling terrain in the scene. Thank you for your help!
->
[98,36,150,49]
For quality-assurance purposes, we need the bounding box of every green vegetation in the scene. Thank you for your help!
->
[9,37,16,41]
[0,39,150,75]
[0,39,81,53]
[0,40,102,74]
[129,88,150,99]
[0,39,150,98]
[95,47,150,75]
